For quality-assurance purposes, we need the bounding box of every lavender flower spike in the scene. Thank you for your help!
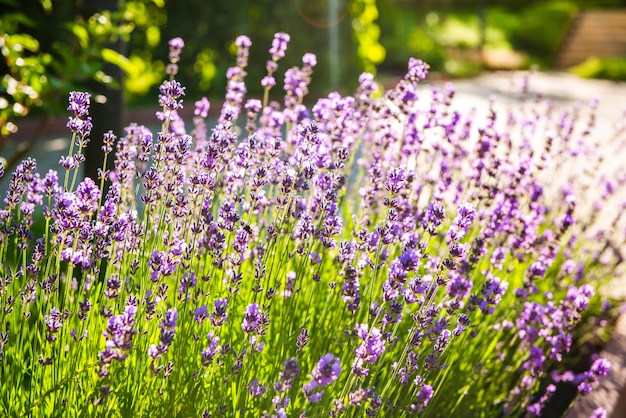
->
[67,92,91,117]
[269,32,290,61]
[310,353,341,387]
[406,57,429,82]
[241,303,268,334]
[448,202,476,242]
[352,324,385,376]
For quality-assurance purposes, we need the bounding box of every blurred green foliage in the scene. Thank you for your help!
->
[0,0,164,143]
[2,0,625,141]
[571,56,626,81]
[378,0,582,77]
[156,0,365,101]
[510,1,578,64]
[1,0,386,145]
[351,0,386,73]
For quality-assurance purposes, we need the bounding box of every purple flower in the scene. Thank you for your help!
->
[211,298,228,327]
[41,169,58,196]
[415,383,434,411]
[169,37,184,51]
[447,272,473,299]
[577,381,592,394]
[273,357,300,393]
[159,80,186,111]
[281,358,300,381]
[266,60,278,74]
[67,116,93,138]
[101,130,116,154]
[422,201,446,235]
[590,407,607,418]
[385,166,409,194]
[310,353,341,387]
[304,386,324,404]
[261,76,276,88]
[104,274,121,298]
[448,202,476,242]
[524,346,546,374]
[302,53,317,67]
[245,98,262,114]
[78,298,92,321]
[406,58,429,82]
[194,97,211,118]
[233,226,250,259]
[167,37,185,73]
[590,357,611,377]
[353,324,385,376]
[67,91,91,117]
[235,35,252,49]
[242,303,268,334]
[148,308,178,360]
[194,305,209,324]
[269,32,290,61]
[357,72,379,101]
[201,332,220,366]
[293,212,315,240]
[178,272,197,294]
[297,328,309,354]
[247,379,267,398]
[284,67,308,102]
[490,246,507,269]
[338,240,357,265]
[526,402,542,417]
[399,248,421,271]
[44,307,64,342]
[98,303,137,375]
[235,35,252,69]
[162,308,178,330]
[348,388,372,407]
[479,275,507,314]
[76,177,100,213]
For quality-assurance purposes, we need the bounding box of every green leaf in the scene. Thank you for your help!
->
[6,33,40,53]
[71,24,90,49]
[101,48,133,75]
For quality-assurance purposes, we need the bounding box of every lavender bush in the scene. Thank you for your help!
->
[1,34,624,417]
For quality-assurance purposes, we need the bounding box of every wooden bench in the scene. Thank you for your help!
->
[558,10,626,68]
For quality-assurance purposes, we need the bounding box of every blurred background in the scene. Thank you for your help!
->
[1,0,626,173]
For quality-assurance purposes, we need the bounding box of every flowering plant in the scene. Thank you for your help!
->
[0,34,623,417]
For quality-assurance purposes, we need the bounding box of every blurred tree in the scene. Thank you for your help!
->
[0,0,163,173]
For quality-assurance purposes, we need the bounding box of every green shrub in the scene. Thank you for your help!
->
[510,1,578,66]
[570,56,626,81]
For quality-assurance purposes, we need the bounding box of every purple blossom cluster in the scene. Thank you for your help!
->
[167,37,184,76]
[352,323,385,376]
[66,91,92,139]
[98,301,137,377]
[0,33,623,418]
[303,353,341,403]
